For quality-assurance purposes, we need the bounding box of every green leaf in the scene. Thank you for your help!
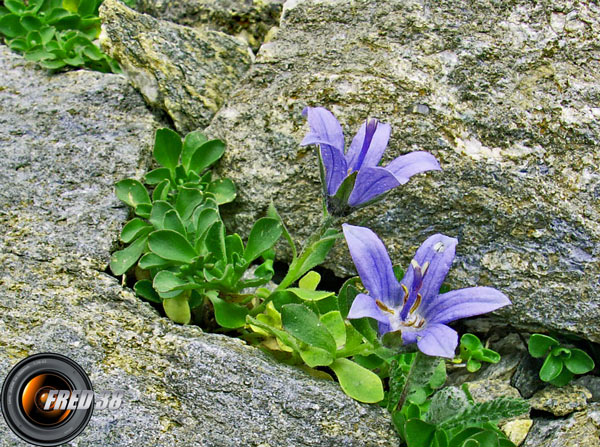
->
[287,288,334,302]
[439,397,530,432]
[205,221,226,263]
[320,311,346,348]
[148,230,197,263]
[0,14,26,38]
[564,348,595,375]
[337,277,361,319]
[461,333,483,352]
[153,271,196,293]
[134,279,161,303]
[225,234,244,264]
[76,0,95,16]
[207,293,248,329]
[82,43,103,61]
[110,236,147,276]
[181,130,208,172]
[5,0,26,14]
[330,358,384,403]
[163,293,191,324]
[175,187,204,221]
[163,209,186,236]
[281,304,336,355]
[115,179,151,208]
[528,334,559,358]
[145,167,171,185]
[548,367,574,387]
[62,0,78,12]
[120,218,152,243]
[149,201,173,229]
[467,358,482,373]
[298,271,320,291]
[539,354,563,382]
[20,15,43,31]
[404,419,436,447]
[293,229,339,281]
[476,348,501,364]
[243,217,282,264]
[39,58,66,69]
[266,202,296,259]
[152,179,170,202]
[207,178,236,205]
[138,253,171,270]
[194,208,220,247]
[188,139,225,174]
[9,37,28,51]
[38,25,54,43]
[154,128,182,171]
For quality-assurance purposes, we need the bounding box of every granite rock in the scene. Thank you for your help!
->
[99,0,254,133]
[530,384,592,417]
[0,47,396,446]
[136,0,285,50]
[205,0,600,342]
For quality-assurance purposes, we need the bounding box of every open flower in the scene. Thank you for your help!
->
[300,107,440,213]
[343,224,510,358]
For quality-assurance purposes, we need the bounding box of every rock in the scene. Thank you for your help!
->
[500,419,533,446]
[0,45,161,270]
[99,0,253,133]
[512,353,546,398]
[0,48,396,446]
[0,255,396,447]
[522,403,600,447]
[136,0,285,50]
[466,379,522,403]
[575,376,600,403]
[205,0,600,342]
[530,384,592,417]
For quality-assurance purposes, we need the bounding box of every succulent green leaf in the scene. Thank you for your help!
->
[403,419,436,447]
[528,334,559,358]
[110,235,147,276]
[151,179,170,202]
[329,358,384,403]
[62,0,78,13]
[154,128,182,171]
[138,253,171,270]
[564,348,595,375]
[548,367,574,387]
[461,333,483,352]
[145,167,171,185]
[320,311,346,349]
[207,178,236,205]
[467,358,482,373]
[0,14,26,38]
[5,0,26,14]
[286,288,334,302]
[281,304,336,355]
[188,139,225,174]
[181,130,208,172]
[148,230,197,263]
[153,271,196,293]
[133,279,161,303]
[163,293,191,324]
[206,293,248,329]
[20,15,43,31]
[243,217,282,264]
[298,271,320,291]
[163,209,186,236]
[149,200,173,229]
[225,234,244,264]
[115,179,150,208]
[76,0,95,16]
[205,221,226,263]
[539,354,563,382]
[175,187,204,221]
[9,37,29,51]
[120,218,152,243]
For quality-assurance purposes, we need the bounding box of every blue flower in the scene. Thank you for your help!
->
[301,107,440,212]
[343,224,511,358]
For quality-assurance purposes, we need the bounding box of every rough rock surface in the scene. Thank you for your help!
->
[0,47,396,446]
[205,0,600,342]
[530,384,592,417]
[522,403,600,447]
[100,0,253,133]
[136,0,285,50]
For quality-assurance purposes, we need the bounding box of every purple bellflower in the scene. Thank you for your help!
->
[300,107,441,214]
[343,224,510,358]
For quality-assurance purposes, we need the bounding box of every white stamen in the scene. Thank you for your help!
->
[434,241,445,253]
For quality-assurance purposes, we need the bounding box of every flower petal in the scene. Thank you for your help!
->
[425,287,511,324]
[320,144,348,195]
[416,323,458,358]
[401,234,457,314]
[385,151,441,184]
[347,166,400,206]
[300,107,345,151]
[347,293,389,324]
[342,224,399,305]
[346,121,392,171]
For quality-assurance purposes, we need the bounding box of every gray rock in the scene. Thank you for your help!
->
[205,0,600,342]
[512,353,546,399]
[0,254,396,447]
[575,376,600,403]
[136,0,285,50]
[0,48,396,446]
[522,403,600,447]
[0,45,161,270]
[99,0,254,133]
[529,384,591,417]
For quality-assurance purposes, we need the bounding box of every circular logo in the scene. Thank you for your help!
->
[1,353,94,446]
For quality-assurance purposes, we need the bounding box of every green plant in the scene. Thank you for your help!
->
[459,334,501,373]
[528,333,595,386]
[0,0,119,72]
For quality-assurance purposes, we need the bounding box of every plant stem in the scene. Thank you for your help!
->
[396,352,422,411]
